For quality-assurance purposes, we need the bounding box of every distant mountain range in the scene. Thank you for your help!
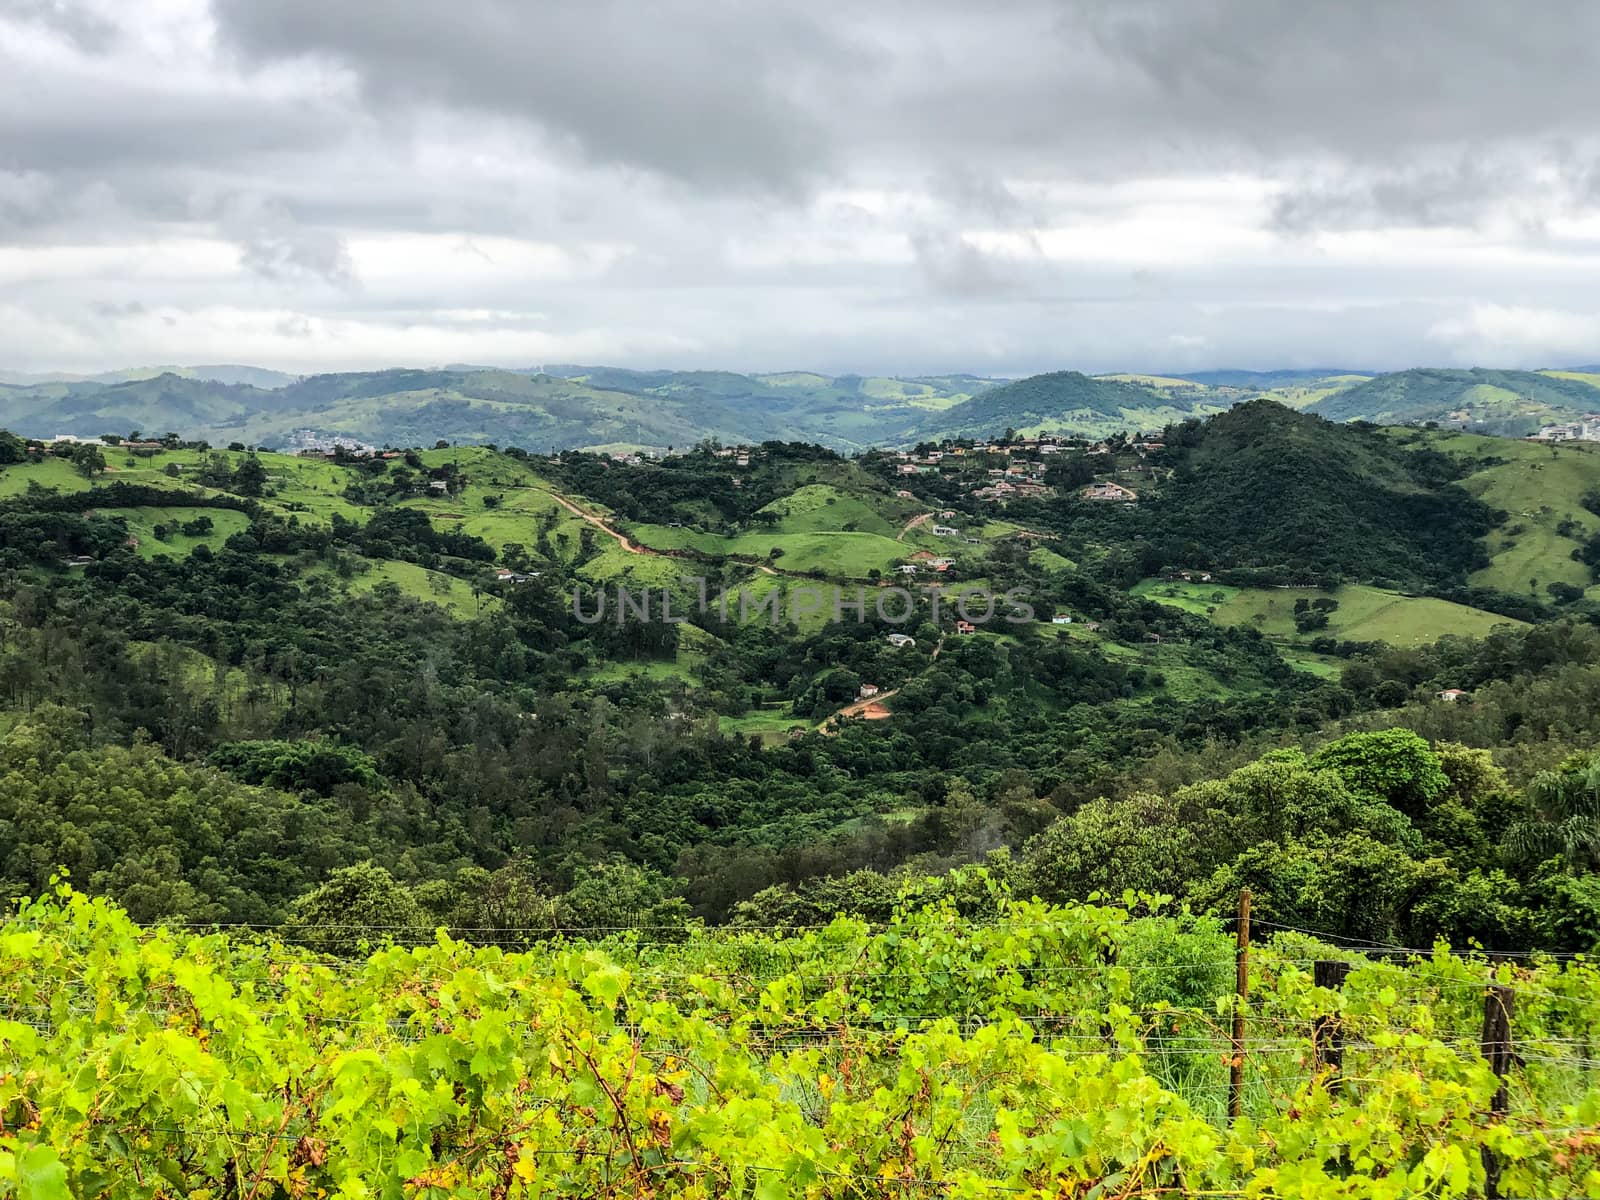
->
[3,361,1599,450]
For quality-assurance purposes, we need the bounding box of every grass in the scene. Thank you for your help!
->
[304,558,495,618]
[93,507,251,558]
[1541,370,1600,389]
[0,456,94,498]
[754,484,914,537]
[719,706,811,746]
[1030,547,1076,573]
[649,529,912,579]
[1134,580,1522,648]
[1383,430,1600,597]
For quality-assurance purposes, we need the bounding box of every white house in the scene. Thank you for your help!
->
[886,633,915,648]
[1436,688,1469,702]
[858,683,881,699]
[931,524,958,537]
[1051,614,1074,625]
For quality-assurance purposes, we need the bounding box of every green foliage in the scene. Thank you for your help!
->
[208,739,384,796]
[283,862,427,953]
[4,885,1600,1198]
[1310,728,1450,817]
[1506,751,1600,869]
[68,443,105,478]
[1146,402,1496,588]
[0,709,360,922]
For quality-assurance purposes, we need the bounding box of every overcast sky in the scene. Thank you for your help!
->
[5,0,1600,377]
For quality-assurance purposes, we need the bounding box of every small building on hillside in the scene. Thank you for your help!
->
[1083,482,1137,503]
[931,524,959,537]
[886,633,915,648]
[1051,613,1074,625]
[1436,688,1470,702]
[858,683,881,699]
[955,620,978,635]
[897,563,920,576]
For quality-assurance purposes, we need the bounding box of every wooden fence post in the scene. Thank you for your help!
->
[1480,980,1515,1200]
[1312,959,1350,1094]
[1228,888,1251,1122]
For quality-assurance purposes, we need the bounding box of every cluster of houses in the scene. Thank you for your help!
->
[1530,417,1600,443]
[896,551,956,577]
[884,435,1166,506]
[1082,482,1137,503]
[37,435,168,454]
[285,430,384,456]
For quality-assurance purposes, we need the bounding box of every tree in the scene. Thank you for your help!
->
[558,861,691,935]
[0,429,25,465]
[231,454,269,498]
[1309,729,1449,818]
[1506,752,1600,870]
[1019,793,1203,902]
[70,443,106,478]
[283,862,427,954]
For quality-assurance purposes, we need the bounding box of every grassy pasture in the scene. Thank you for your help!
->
[1134,579,1522,648]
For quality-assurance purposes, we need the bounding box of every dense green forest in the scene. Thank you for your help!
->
[1,402,1600,953]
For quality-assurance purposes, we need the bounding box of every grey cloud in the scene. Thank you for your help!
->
[8,0,1600,374]
[0,0,116,52]
[1270,157,1538,234]
[216,196,356,286]
[211,0,863,193]
[205,0,1600,215]
[88,299,146,319]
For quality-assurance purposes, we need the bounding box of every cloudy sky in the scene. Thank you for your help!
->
[5,0,1600,377]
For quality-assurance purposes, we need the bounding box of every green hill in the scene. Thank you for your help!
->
[912,370,1214,440]
[1145,401,1499,588]
[0,368,1003,453]
[1309,367,1600,433]
[1382,428,1600,602]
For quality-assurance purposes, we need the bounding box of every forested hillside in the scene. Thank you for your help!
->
[1,408,1599,950]
[1141,401,1498,588]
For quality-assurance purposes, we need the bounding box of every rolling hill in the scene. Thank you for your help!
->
[7,360,1600,453]
[910,370,1219,440]
[1308,367,1600,434]
[0,367,1006,453]
[1140,400,1500,589]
